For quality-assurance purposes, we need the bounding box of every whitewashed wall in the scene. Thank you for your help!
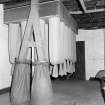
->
[0,4,11,89]
[77,29,105,80]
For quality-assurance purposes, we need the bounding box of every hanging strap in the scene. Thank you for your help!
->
[18,0,39,60]
[15,58,48,66]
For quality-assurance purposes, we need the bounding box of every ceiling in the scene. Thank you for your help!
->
[0,0,105,29]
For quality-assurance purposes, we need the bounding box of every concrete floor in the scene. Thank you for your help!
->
[0,80,104,105]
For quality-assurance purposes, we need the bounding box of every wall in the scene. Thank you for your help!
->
[0,4,11,89]
[77,29,104,80]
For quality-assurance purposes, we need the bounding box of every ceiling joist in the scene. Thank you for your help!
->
[70,8,105,14]
[78,0,87,13]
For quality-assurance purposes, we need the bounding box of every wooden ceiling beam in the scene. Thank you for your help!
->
[86,8,105,13]
[69,8,105,14]
[78,0,87,13]
[70,10,82,14]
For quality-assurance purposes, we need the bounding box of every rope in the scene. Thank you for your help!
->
[15,58,48,66]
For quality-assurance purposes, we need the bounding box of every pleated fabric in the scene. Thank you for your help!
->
[30,64,53,105]
[10,63,31,105]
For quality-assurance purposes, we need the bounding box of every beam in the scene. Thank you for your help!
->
[70,10,82,14]
[69,8,105,14]
[78,0,87,13]
[86,8,105,13]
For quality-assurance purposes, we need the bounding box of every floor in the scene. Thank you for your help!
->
[0,80,104,105]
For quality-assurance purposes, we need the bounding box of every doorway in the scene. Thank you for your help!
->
[75,41,86,80]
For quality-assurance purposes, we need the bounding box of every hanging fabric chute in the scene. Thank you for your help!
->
[73,63,75,73]
[69,61,72,73]
[52,65,58,78]
[63,24,66,60]
[63,61,67,75]
[68,28,72,60]
[71,62,74,73]
[70,30,77,63]
[59,64,63,76]
[68,60,71,73]
[70,30,74,63]
[8,23,21,64]
[64,25,67,60]
[60,21,65,63]
[45,23,49,61]
[70,30,76,73]
[67,26,69,59]
[8,23,22,75]
[49,17,64,64]
[73,32,77,63]
[67,60,69,73]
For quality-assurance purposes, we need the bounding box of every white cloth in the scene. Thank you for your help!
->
[59,64,63,76]
[49,65,53,75]
[68,28,72,60]
[49,17,64,64]
[64,25,68,60]
[67,60,69,73]
[60,21,65,63]
[73,31,77,62]
[63,61,67,75]
[52,65,58,78]
[8,23,22,63]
